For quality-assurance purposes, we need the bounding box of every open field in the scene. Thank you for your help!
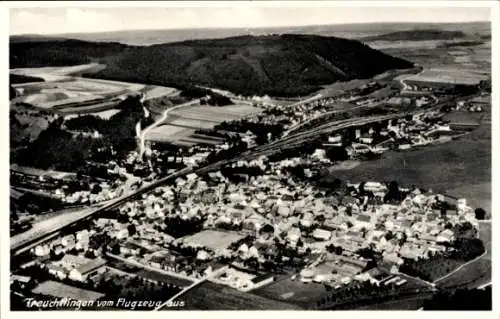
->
[13,77,133,109]
[29,204,100,224]
[169,104,262,121]
[381,39,491,72]
[11,65,178,110]
[251,274,328,308]
[146,104,262,146]
[354,292,434,310]
[145,126,193,143]
[324,127,490,211]
[175,230,245,251]
[443,110,482,126]
[182,281,301,310]
[405,67,487,85]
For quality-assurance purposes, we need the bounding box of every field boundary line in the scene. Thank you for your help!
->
[433,250,488,284]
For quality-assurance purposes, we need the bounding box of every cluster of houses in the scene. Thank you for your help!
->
[50,153,482,288]
[314,112,458,160]
[19,105,480,297]
[26,148,478,292]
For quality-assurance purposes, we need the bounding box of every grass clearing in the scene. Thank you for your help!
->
[146,103,262,143]
[182,281,300,310]
[325,136,490,209]
[251,274,328,308]
[174,230,245,251]
[354,292,434,310]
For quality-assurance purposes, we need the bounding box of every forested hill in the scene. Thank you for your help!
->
[10,39,132,68]
[361,29,466,42]
[10,34,413,97]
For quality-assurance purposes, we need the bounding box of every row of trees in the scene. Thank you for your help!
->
[163,215,206,238]
[399,237,485,282]
[312,280,423,310]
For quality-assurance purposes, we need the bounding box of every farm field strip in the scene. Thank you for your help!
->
[145,125,193,142]
[168,118,217,130]
[177,136,221,145]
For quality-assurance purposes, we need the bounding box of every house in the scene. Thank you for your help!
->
[420,234,437,243]
[382,252,403,267]
[47,264,67,279]
[277,205,291,217]
[11,275,32,289]
[436,229,455,243]
[33,245,50,257]
[287,227,301,243]
[76,230,90,243]
[358,137,373,145]
[346,230,363,239]
[120,242,141,256]
[328,135,342,144]
[68,258,107,282]
[312,228,332,241]
[470,95,490,108]
[367,230,385,243]
[355,214,373,230]
[61,235,76,248]
[399,244,420,260]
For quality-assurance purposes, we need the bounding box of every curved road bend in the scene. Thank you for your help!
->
[138,98,201,160]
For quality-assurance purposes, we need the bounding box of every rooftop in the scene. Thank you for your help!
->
[76,258,107,275]
[32,280,105,301]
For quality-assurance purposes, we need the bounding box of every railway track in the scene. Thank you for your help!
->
[11,101,443,256]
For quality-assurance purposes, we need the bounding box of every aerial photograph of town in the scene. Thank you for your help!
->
[6,2,495,312]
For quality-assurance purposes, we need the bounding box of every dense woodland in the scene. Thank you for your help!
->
[13,96,145,173]
[10,34,413,97]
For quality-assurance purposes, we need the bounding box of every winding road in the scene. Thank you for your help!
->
[138,98,200,160]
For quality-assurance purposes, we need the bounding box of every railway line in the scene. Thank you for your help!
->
[11,98,444,257]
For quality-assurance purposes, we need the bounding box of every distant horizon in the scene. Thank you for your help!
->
[10,20,491,37]
[10,6,491,35]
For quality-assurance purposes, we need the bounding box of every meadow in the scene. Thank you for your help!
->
[182,281,300,310]
[323,126,491,212]
[146,104,262,146]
